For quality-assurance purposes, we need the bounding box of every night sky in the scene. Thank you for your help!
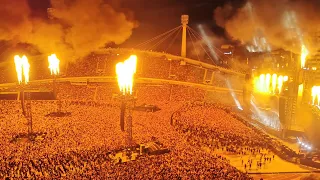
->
[26,0,245,47]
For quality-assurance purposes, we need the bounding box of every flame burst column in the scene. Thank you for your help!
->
[299,45,310,104]
[116,55,137,144]
[14,55,32,134]
[48,54,60,97]
[48,54,61,111]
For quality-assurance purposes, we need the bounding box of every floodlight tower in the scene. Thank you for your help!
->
[181,15,189,58]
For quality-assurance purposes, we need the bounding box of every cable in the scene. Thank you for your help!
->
[189,27,215,64]
[187,26,216,65]
[165,27,182,52]
[189,26,232,61]
[188,26,215,60]
[135,26,182,49]
[135,26,181,49]
[135,27,180,49]
[148,27,180,51]
[189,26,233,68]
[148,29,178,51]
[186,27,200,61]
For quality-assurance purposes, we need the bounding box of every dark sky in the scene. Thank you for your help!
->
[121,0,245,47]
[122,0,226,47]
[27,0,244,48]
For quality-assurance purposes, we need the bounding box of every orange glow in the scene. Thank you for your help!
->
[116,55,137,95]
[253,77,260,93]
[298,84,303,97]
[301,44,309,68]
[253,73,287,94]
[48,54,60,75]
[265,74,271,93]
[311,86,320,105]
[272,74,277,93]
[259,74,265,93]
[14,55,30,84]
[278,75,283,94]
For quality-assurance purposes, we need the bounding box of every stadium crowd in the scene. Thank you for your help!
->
[173,102,278,171]
[0,50,258,178]
[0,50,245,91]
[0,83,253,179]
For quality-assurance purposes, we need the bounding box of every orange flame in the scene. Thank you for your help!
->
[301,45,309,68]
[116,55,137,95]
[272,74,277,93]
[311,86,320,105]
[265,73,271,93]
[14,55,30,84]
[48,54,60,75]
[298,84,304,97]
[253,73,287,94]
[278,75,283,94]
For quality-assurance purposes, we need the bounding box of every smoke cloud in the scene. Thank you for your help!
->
[0,0,138,61]
[214,0,320,54]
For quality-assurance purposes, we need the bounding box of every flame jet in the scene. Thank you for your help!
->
[14,55,30,84]
[254,73,287,94]
[48,54,60,75]
[278,75,284,94]
[311,86,320,105]
[272,74,277,94]
[116,55,137,95]
[301,45,309,68]
[265,73,271,93]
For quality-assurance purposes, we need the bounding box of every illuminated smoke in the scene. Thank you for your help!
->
[250,97,280,130]
[214,0,320,54]
[0,0,138,61]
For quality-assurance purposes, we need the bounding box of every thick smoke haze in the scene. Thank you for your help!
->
[214,0,320,54]
[0,0,138,61]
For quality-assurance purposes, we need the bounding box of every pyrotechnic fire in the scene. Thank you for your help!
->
[298,84,304,97]
[265,74,271,93]
[14,55,23,84]
[116,55,137,95]
[272,74,277,93]
[259,74,265,93]
[14,55,30,84]
[301,45,309,68]
[253,73,287,94]
[48,54,60,75]
[278,75,283,94]
[311,86,320,105]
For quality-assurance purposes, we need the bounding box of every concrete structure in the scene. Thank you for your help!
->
[181,15,189,58]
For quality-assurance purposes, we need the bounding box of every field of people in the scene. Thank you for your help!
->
[0,98,254,179]
[0,52,317,179]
